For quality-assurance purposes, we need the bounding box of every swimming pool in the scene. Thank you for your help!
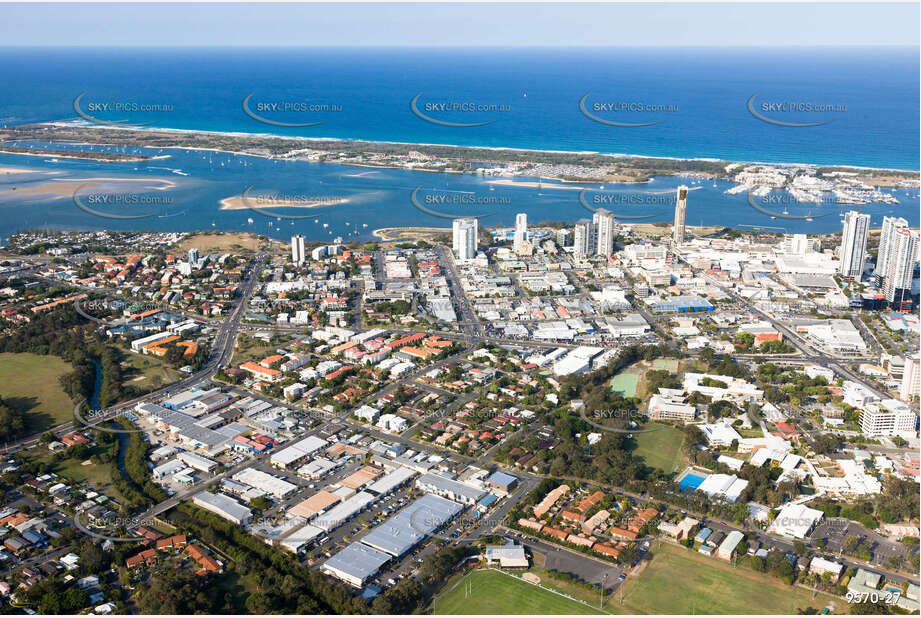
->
[679,472,706,491]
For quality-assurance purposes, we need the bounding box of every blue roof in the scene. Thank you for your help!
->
[477,494,499,507]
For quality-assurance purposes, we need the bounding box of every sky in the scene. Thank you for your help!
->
[0,2,918,47]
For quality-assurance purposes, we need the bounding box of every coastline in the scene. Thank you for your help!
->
[13,121,921,175]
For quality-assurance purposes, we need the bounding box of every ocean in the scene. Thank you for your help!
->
[0,47,918,242]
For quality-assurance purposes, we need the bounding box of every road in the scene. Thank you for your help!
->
[1,253,266,456]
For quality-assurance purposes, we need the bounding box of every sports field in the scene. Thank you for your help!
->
[616,543,840,614]
[0,352,75,432]
[651,358,680,372]
[632,423,685,473]
[609,372,640,398]
[434,569,606,615]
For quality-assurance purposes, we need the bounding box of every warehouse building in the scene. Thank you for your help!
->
[232,468,299,500]
[314,491,376,532]
[322,542,391,587]
[192,492,253,525]
[270,435,328,469]
[416,473,485,505]
[360,494,462,557]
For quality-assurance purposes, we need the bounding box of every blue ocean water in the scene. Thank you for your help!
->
[0,47,918,242]
[0,47,917,169]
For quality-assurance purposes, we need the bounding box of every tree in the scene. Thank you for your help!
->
[843,535,859,554]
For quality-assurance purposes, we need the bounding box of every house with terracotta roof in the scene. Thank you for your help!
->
[609,526,639,541]
[186,543,222,574]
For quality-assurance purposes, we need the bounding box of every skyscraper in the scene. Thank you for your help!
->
[573,219,593,259]
[882,226,918,307]
[188,247,199,269]
[593,208,615,257]
[877,216,909,275]
[838,210,870,280]
[513,212,528,253]
[452,218,478,262]
[672,185,688,245]
[291,234,305,265]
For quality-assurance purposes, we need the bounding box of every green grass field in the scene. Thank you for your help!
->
[434,569,606,615]
[616,543,840,615]
[609,372,640,398]
[22,441,128,503]
[632,423,685,473]
[0,352,75,432]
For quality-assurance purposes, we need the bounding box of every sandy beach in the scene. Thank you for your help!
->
[0,177,176,197]
[373,226,451,241]
[0,166,40,175]
[486,179,585,190]
[219,195,349,211]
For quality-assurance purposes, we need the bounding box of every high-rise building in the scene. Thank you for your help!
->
[882,227,919,307]
[593,208,615,257]
[877,216,909,275]
[859,400,918,437]
[291,234,306,265]
[672,185,688,245]
[782,234,816,256]
[513,213,528,253]
[573,219,593,259]
[900,354,921,402]
[556,228,571,247]
[188,247,199,269]
[452,218,478,262]
[838,210,870,280]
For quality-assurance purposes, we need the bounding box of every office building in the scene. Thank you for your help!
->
[573,219,593,259]
[860,399,918,437]
[452,218,478,262]
[838,210,870,279]
[593,208,615,257]
[900,354,920,402]
[672,185,688,245]
[291,234,306,265]
[882,227,918,308]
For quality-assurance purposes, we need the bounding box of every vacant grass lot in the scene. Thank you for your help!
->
[175,231,267,253]
[0,352,75,432]
[434,569,605,615]
[616,543,840,614]
[632,423,685,473]
[22,441,127,503]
